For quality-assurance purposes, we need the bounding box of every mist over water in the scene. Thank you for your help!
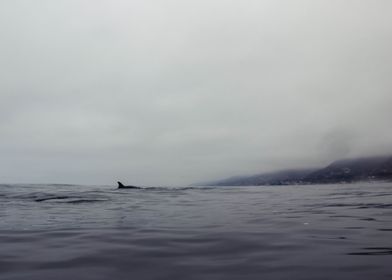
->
[1,183,392,279]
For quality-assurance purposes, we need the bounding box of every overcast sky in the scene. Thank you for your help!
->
[1,0,391,185]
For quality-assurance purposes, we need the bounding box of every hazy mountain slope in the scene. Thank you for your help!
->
[201,156,392,186]
[305,156,392,183]
[209,169,317,186]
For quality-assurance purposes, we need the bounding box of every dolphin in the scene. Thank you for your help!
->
[117,181,141,189]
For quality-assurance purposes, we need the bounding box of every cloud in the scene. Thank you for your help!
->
[0,0,391,185]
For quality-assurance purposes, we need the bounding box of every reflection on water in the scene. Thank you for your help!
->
[0,182,392,280]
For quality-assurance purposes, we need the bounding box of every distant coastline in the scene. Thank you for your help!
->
[199,155,392,186]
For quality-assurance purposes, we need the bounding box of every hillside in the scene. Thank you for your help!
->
[201,156,392,186]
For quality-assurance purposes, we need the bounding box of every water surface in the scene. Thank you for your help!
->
[1,183,391,279]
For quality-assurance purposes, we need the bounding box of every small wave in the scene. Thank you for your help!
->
[356,203,392,209]
[328,191,372,196]
[6,191,109,204]
[62,198,109,204]
[35,195,108,204]
[35,195,71,202]
[348,247,392,256]
[378,228,392,232]
[11,192,55,200]
[307,203,392,209]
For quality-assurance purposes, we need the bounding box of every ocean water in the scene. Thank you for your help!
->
[0,183,391,280]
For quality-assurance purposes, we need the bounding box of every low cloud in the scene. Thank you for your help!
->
[1,0,391,185]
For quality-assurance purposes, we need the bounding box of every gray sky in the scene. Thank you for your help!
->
[1,0,392,185]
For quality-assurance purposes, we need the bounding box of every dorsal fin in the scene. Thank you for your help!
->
[117,181,125,188]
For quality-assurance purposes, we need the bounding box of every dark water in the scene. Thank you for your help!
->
[1,183,392,280]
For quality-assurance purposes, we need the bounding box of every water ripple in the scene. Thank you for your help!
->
[1,183,392,279]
